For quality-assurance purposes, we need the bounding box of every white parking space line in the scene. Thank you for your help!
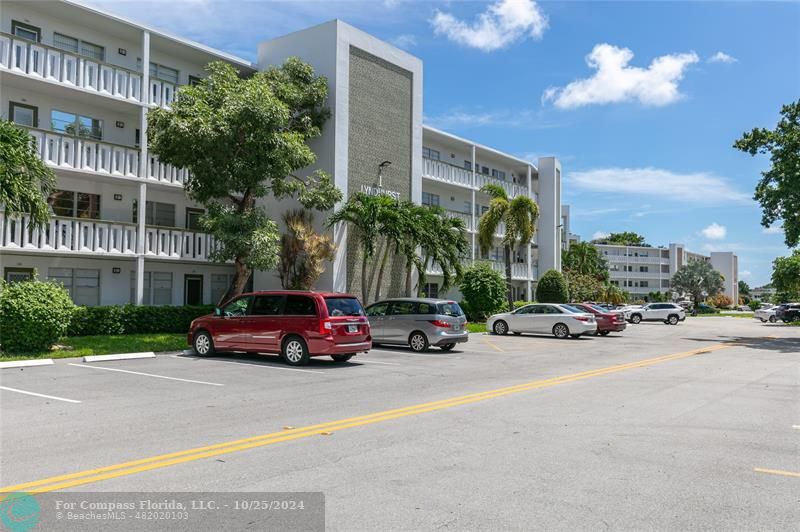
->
[371,351,461,359]
[170,355,326,375]
[67,363,224,386]
[355,359,401,366]
[0,386,81,404]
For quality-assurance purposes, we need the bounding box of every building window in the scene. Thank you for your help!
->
[464,160,472,170]
[9,102,37,127]
[4,268,34,283]
[135,128,141,148]
[186,208,205,230]
[610,280,619,286]
[49,268,100,306]
[151,63,179,84]
[640,266,649,273]
[133,201,175,227]
[188,75,203,86]
[130,271,173,305]
[51,110,102,140]
[423,283,439,299]
[640,281,649,288]
[12,20,41,42]
[463,201,472,215]
[53,33,79,53]
[49,190,101,219]
[421,192,440,207]
[422,147,440,160]
[53,32,105,60]
[491,169,506,180]
[662,279,671,288]
[481,166,489,175]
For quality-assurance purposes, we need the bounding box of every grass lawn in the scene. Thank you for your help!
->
[691,312,754,318]
[0,333,187,362]
[467,323,487,333]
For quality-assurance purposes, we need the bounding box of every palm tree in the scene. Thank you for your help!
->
[416,205,469,296]
[477,184,539,307]
[562,241,609,280]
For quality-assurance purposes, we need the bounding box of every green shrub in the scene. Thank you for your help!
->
[513,300,535,309]
[535,269,569,303]
[69,305,214,336]
[458,262,507,321]
[0,279,76,353]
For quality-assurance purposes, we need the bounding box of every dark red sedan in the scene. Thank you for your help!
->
[571,303,626,336]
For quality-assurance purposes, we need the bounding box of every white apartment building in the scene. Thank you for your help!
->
[596,243,739,303]
[0,1,566,306]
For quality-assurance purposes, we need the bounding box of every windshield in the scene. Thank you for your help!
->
[437,302,464,317]
[325,297,365,317]
[561,305,584,313]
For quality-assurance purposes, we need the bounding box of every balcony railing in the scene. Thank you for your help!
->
[422,157,530,199]
[0,215,219,261]
[0,33,177,109]
[22,126,190,186]
[474,172,528,199]
[426,259,537,281]
[443,209,473,231]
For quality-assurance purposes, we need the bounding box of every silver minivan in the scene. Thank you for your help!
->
[365,298,469,352]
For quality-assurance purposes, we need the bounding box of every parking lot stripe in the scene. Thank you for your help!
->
[753,467,800,479]
[169,355,326,374]
[355,359,401,366]
[66,363,224,386]
[1,343,730,494]
[0,386,81,404]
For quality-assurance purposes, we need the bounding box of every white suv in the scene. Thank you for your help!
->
[626,303,686,325]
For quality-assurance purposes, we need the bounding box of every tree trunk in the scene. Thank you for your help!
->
[405,257,414,297]
[504,245,514,307]
[374,238,392,301]
[361,254,370,305]
[220,257,250,305]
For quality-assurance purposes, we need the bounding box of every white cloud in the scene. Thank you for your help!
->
[740,270,752,278]
[431,0,548,52]
[543,44,699,109]
[568,167,750,204]
[762,225,783,234]
[424,108,562,130]
[391,34,417,49]
[701,222,727,240]
[592,231,610,240]
[708,51,737,64]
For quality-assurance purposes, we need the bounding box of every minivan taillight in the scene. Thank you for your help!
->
[429,320,451,328]
[320,320,332,335]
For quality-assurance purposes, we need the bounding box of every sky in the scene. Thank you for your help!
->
[86,0,800,287]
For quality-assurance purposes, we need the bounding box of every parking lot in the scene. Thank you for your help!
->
[1,317,798,529]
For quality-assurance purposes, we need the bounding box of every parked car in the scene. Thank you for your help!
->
[776,303,800,323]
[487,303,596,339]
[626,303,686,325]
[754,306,778,323]
[188,291,371,365]
[571,303,627,336]
[365,298,468,352]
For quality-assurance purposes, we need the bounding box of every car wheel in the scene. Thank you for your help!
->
[439,344,456,351]
[281,337,310,366]
[409,332,429,352]
[667,314,679,325]
[193,331,214,357]
[759,318,767,323]
[630,314,642,324]
[553,323,570,339]
[492,320,509,335]
[769,315,777,323]
[599,330,610,336]
[331,354,354,362]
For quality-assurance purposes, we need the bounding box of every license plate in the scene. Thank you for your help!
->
[453,324,460,331]
[347,325,358,333]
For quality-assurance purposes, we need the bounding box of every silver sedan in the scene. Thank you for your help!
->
[487,304,597,339]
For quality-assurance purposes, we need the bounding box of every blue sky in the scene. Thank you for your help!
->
[88,0,800,286]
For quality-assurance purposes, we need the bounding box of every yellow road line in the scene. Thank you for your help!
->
[479,336,506,353]
[0,343,730,495]
[754,467,800,478]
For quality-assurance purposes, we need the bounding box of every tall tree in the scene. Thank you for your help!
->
[278,209,336,291]
[148,59,341,302]
[671,259,724,307]
[0,120,56,228]
[734,100,800,247]
[591,232,649,246]
[414,205,469,297]
[477,184,539,307]
[562,241,609,280]
[771,249,800,299]
[738,280,751,297]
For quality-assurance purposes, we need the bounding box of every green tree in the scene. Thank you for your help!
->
[734,100,800,247]
[601,284,626,305]
[148,59,341,302]
[564,270,604,302]
[536,269,569,303]
[771,249,800,299]
[278,209,336,291]
[458,262,507,321]
[477,184,539,307]
[592,232,649,246]
[738,280,751,297]
[0,120,56,228]
[412,205,469,297]
[562,241,609,279]
[671,259,724,307]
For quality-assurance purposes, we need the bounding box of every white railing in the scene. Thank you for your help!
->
[1,215,219,262]
[21,127,189,186]
[475,172,528,199]
[605,255,668,264]
[0,33,143,104]
[443,209,473,231]
[149,79,177,109]
[426,259,536,281]
[422,158,472,187]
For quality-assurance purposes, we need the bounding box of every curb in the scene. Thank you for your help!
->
[0,359,55,369]
[83,352,156,362]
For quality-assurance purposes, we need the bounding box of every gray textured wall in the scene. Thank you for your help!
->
[346,45,413,303]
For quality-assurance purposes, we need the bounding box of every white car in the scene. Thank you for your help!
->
[754,307,777,323]
[626,303,686,325]
[487,304,597,339]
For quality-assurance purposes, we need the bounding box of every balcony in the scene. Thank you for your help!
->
[422,157,530,199]
[426,259,537,281]
[0,215,220,262]
[0,33,177,109]
[22,126,190,186]
[443,209,473,231]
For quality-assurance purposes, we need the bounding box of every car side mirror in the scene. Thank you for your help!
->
[214,307,222,317]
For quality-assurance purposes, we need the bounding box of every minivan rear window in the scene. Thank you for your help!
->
[325,297,365,317]
[437,302,464,317]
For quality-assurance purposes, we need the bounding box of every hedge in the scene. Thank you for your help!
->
[536,269,569,303]
[70,305,214,336]
[0,279,76,352]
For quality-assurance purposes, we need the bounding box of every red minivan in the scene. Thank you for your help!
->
[188,291,371,365]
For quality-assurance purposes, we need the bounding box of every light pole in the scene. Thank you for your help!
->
[378,160,392,188]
